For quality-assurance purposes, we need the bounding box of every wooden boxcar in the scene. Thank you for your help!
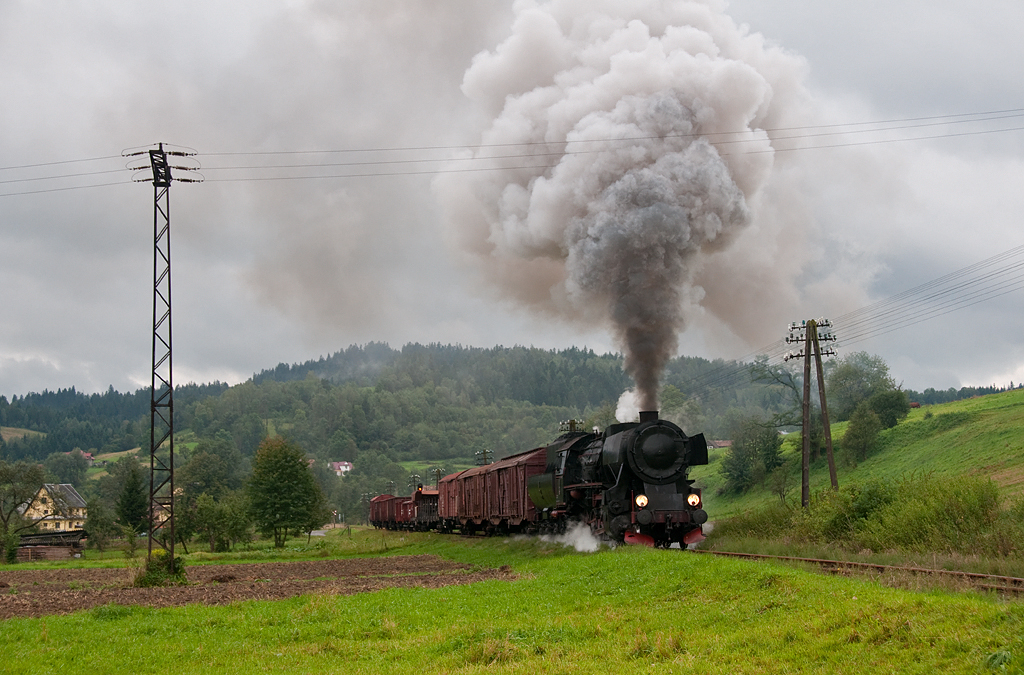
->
[438,470,468,530]
[411,487,439,530]
[454,465,488,530]
[437,447,547,533]
[395,498,414,528]
[483,447,547,529]
[368,494,395,529]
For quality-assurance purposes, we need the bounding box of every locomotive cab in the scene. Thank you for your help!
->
[526,421,598,524]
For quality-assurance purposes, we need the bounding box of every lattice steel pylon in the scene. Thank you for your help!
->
[125,142,201,560]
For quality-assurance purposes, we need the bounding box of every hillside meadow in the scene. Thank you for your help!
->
[693,388,1024,520]
[1,529,1022,674]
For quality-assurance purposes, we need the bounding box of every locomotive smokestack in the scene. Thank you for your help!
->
[639,410,659,423]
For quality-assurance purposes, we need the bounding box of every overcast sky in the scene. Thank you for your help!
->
[2,0,1023,400]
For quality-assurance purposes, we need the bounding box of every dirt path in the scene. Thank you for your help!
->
[0,554,514,620]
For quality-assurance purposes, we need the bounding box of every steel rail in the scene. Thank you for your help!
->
[694,549,1024,594]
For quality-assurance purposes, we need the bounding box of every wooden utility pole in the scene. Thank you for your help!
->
[812,327,839,491]
[785,319,838,508]
[801,326,812,508]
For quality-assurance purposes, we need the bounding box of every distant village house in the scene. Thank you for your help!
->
[65,449,95,465]
[20,484,88,531]
[329,461,353,476]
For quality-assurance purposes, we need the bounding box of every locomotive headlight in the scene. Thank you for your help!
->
[635,494,649,508]
[687,493,701,507]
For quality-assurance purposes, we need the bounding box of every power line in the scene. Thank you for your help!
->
[204,162,562,183]
[0,168,125,186]
[197,106,1024,158]
[187,121,1024,185]
[682,243,1024,397]
[0,180,130,197]
[0,155,122,172]
[3,107,1024,197]
[196,113,1024,176]
[192,116,1024,173]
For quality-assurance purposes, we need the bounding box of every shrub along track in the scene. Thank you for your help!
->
[0,554,515,620]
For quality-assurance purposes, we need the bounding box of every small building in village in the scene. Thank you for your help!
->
[328,461,353,476]
[20,484,88,531]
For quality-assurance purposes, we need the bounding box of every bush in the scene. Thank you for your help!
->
[720,418,783,493]
[984,495,1024,557]
[788,480,896,545]
[2,532,18,564]
[867,389,910,429]
[855,474,1002,555]
[133,549,187,587]
[841,402,882,464]
[708,474,1021,559]
[792,488,861,544]
[707,501,794,540]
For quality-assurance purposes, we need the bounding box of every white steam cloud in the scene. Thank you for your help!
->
[538,521,606,553]
[435,0,819,410]
[615,388,641,423]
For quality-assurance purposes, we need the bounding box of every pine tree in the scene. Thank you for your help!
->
[115,459,149,533]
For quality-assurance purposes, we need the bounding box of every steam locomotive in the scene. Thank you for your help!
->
[369,411,709,547]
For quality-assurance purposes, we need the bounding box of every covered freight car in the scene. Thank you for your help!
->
[370,488,440,531]
[410,486,439,530]
[368,494,397,529]
[439,447,547,534]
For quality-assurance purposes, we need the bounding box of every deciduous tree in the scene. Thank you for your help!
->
[178,451,232,499]
[0,460,46,545]
[83,499,119,552]
[43,449,88,486]
[826,352,895,421]
[842,401,883,463]
[247,437,321,547]
[868,389,910,429]
[721,418,783,493]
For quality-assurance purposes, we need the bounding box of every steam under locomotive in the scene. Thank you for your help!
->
[370,411,708,547]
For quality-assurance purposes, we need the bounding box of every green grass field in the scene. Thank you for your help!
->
[692,388,1024,519]
[399,459,477,481]
[1,529,1022,674]
[6,390,1024,672]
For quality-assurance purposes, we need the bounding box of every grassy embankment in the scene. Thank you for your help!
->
[689,389,1024,575]
[692,387,1024,519]
[1,528,1023,674]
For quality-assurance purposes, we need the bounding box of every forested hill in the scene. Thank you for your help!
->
[253,343,633,408]
[3,343,1017,467]
[1,344,750,463]
[0,381,230,460]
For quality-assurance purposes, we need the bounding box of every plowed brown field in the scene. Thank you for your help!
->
[0,554,514,620]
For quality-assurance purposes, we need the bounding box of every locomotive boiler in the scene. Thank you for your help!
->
[527,410,708,547]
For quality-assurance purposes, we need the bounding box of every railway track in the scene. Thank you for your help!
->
[695,549,1024,595]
